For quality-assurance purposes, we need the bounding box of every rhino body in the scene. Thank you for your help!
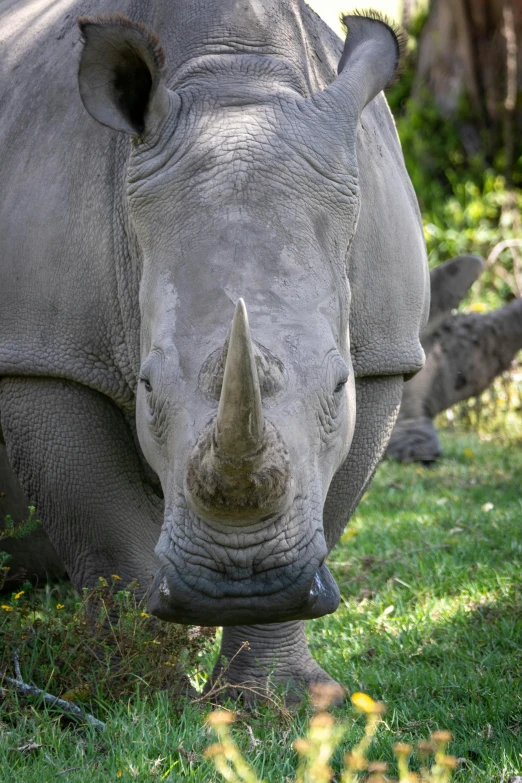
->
[0,0,428,693]
[387,255,522,463]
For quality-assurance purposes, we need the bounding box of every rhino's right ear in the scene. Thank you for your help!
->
[310,12,407,134]
[428,255,485,324]
[78,14,168,135]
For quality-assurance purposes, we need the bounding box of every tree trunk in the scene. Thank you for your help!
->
[402,0,424,29]
[414,0,522,170]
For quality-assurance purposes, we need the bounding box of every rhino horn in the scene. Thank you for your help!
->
[215,299,264,459]
[185,300,294,526]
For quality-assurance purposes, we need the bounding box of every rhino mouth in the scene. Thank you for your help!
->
[147,561,339,625]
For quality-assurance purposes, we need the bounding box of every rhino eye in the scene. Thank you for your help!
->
[334,377,348,394]
[140,375,153,394]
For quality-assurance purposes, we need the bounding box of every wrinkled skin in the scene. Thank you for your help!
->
[388,255,522,463]
[0,0,428,696]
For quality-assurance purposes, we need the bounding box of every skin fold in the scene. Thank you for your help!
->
[0,0,428,696]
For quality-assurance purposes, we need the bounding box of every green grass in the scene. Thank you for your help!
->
[1,431,521,781]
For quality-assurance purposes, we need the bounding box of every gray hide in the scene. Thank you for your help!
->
[388,255,522,462]
[0,0,428,696]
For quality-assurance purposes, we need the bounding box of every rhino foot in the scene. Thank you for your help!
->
[206,621,344,706]
[386,416,442,463]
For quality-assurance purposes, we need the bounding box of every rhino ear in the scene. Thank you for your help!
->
[78,14,168,135]
[428,255,485,324]
[311,11,406,128]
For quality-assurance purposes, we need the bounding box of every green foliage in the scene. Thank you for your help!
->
[1,506,40,540]
[438,366,522,438]
[0,506,41,591]
[422,174,522,311]
[387,9,522,310]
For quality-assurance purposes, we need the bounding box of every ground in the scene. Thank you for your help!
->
[0,430,521,782]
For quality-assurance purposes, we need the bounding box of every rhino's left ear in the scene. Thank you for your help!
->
[311,11,406,128]
[78,14,169,135]
[428,255,485,325]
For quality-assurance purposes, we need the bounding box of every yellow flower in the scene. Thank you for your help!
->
[206,710,235,727]
[293,739,311,754]
[116,771,122,779]
[368,762,389,773]
[441,755,458,769]
[351,692,375,712]
[204,743,225,759]
[14,591,24,600]
[309,712,335,729]
[56,604,65,610]
[1,605,13,612]
[140,611,150,618]
[431,730,452,744]
[470,302,487,312]
[98,576,108,587]
[351,692,385,714]
[341,529,358,543]
[111,574,122,581]
[394,743,413,756]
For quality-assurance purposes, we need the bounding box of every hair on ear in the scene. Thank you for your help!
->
[78,13,166,72]
[341,9,408,82]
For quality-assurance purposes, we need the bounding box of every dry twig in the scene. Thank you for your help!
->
[1,651,106,730]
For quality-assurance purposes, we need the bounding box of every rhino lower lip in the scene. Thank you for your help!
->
[147,563,340,625]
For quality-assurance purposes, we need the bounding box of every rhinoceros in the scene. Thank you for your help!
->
[387,254,522,463]
[0,0,428,695]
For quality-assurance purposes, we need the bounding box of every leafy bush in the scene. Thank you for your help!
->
[0,506,41,591]
[437,363,522,438]
[387,11,522,311]
[0,507,215,713]
[0,577,215,709]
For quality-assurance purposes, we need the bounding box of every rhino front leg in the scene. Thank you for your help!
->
[210,621,344,703]
[0,377,163,591]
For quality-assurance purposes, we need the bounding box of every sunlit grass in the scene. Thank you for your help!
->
[1,431,521,781]
[317,431,522,781]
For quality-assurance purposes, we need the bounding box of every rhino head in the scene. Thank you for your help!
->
[77,10,404,625]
